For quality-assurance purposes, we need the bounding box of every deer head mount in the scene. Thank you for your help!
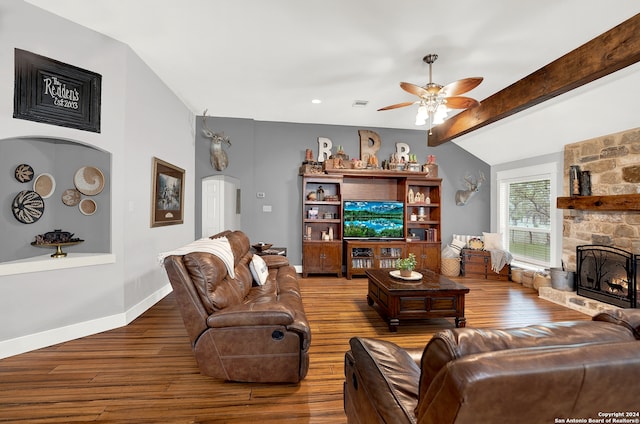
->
[202,110,231,171]
[455,171,485,206]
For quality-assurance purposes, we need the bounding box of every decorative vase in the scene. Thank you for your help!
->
[305,149,314,162]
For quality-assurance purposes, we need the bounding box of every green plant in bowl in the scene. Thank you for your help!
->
[396,253,417,277]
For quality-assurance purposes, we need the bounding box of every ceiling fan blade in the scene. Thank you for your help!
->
[443,96,480,109]
[400,82,429,97]
[377,101,417,111]
[441,77,483,96]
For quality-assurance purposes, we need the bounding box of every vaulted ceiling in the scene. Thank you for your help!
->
[24,0,640,165]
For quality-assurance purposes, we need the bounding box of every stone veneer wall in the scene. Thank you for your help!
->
[561,127,640,271]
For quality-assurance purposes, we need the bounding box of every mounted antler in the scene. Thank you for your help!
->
[202,109,231,171]
[455,171,485,206]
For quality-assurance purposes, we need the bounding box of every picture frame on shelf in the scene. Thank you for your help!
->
[151,157,185,227]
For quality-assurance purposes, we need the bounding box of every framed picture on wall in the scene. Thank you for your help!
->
[151,157,185,227]
[13,49,102,133]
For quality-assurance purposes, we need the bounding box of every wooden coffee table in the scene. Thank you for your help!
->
[366,269,470,332]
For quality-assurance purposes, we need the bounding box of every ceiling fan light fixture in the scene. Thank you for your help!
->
[378,53,482,131]
[432,107,448,125]
[416,103,428,121]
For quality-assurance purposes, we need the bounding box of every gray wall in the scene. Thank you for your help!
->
[194,118,491,266]
[0,0,194,356]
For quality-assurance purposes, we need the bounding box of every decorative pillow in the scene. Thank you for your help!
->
[483,232,503,250]
[450,238,467,254]
[453,234,483,244]
[441,245,458,259]
[249,254,269,285]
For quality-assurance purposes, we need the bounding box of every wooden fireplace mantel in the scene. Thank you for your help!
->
[557,194,640,211]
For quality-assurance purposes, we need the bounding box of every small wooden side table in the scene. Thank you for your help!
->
[252,247,287,257]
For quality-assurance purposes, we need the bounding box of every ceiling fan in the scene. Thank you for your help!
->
[378,54,483,134]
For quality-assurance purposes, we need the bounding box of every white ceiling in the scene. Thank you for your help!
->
[24,0,640,165]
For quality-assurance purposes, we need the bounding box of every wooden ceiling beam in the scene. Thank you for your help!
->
[428,13,640,147]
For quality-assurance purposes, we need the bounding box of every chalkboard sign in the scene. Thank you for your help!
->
[14,49,102,133]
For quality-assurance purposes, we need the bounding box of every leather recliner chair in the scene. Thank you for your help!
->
[344,308,640,423]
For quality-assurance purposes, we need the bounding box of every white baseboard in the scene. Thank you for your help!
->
[125,283,173,323]
[0,284,173,359]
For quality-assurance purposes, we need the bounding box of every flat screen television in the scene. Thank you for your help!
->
[343,200,404,239]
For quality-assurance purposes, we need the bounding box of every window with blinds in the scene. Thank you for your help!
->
[498,176,551,266]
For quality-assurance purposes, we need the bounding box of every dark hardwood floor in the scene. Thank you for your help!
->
[0,276,589,423]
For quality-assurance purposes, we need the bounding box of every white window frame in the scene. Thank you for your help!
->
[496,163,561,269]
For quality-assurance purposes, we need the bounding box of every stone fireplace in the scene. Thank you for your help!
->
[558,127,640,310]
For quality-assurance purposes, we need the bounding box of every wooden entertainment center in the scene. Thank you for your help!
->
[301,169,441,278]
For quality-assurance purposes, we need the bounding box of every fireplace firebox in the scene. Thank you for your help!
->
[576,245,638,309]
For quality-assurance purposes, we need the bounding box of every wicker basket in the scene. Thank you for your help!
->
[533,273,552,291]
[441,257,461,277]
[511,268,523,284]
[521,270,536,288]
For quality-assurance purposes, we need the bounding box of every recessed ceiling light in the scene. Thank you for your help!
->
[352,100,368,108]
[311,99,322,104]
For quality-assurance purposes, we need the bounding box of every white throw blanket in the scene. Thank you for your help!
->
[158,236,235,279]
[489,249,513,273]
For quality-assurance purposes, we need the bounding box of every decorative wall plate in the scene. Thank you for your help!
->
[79,198,97,215]
[14,164,34,183]
[468,237,485,250]
[74,166,105,195]
[12,190,45,224]
[61,188,81,206]
[33,173,56,198]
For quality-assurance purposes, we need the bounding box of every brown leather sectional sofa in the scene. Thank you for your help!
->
[163,230,310,383]
[344,308,640,423]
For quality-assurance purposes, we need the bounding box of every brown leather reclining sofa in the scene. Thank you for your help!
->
[163,230,310,383]
[344,309,640,423]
